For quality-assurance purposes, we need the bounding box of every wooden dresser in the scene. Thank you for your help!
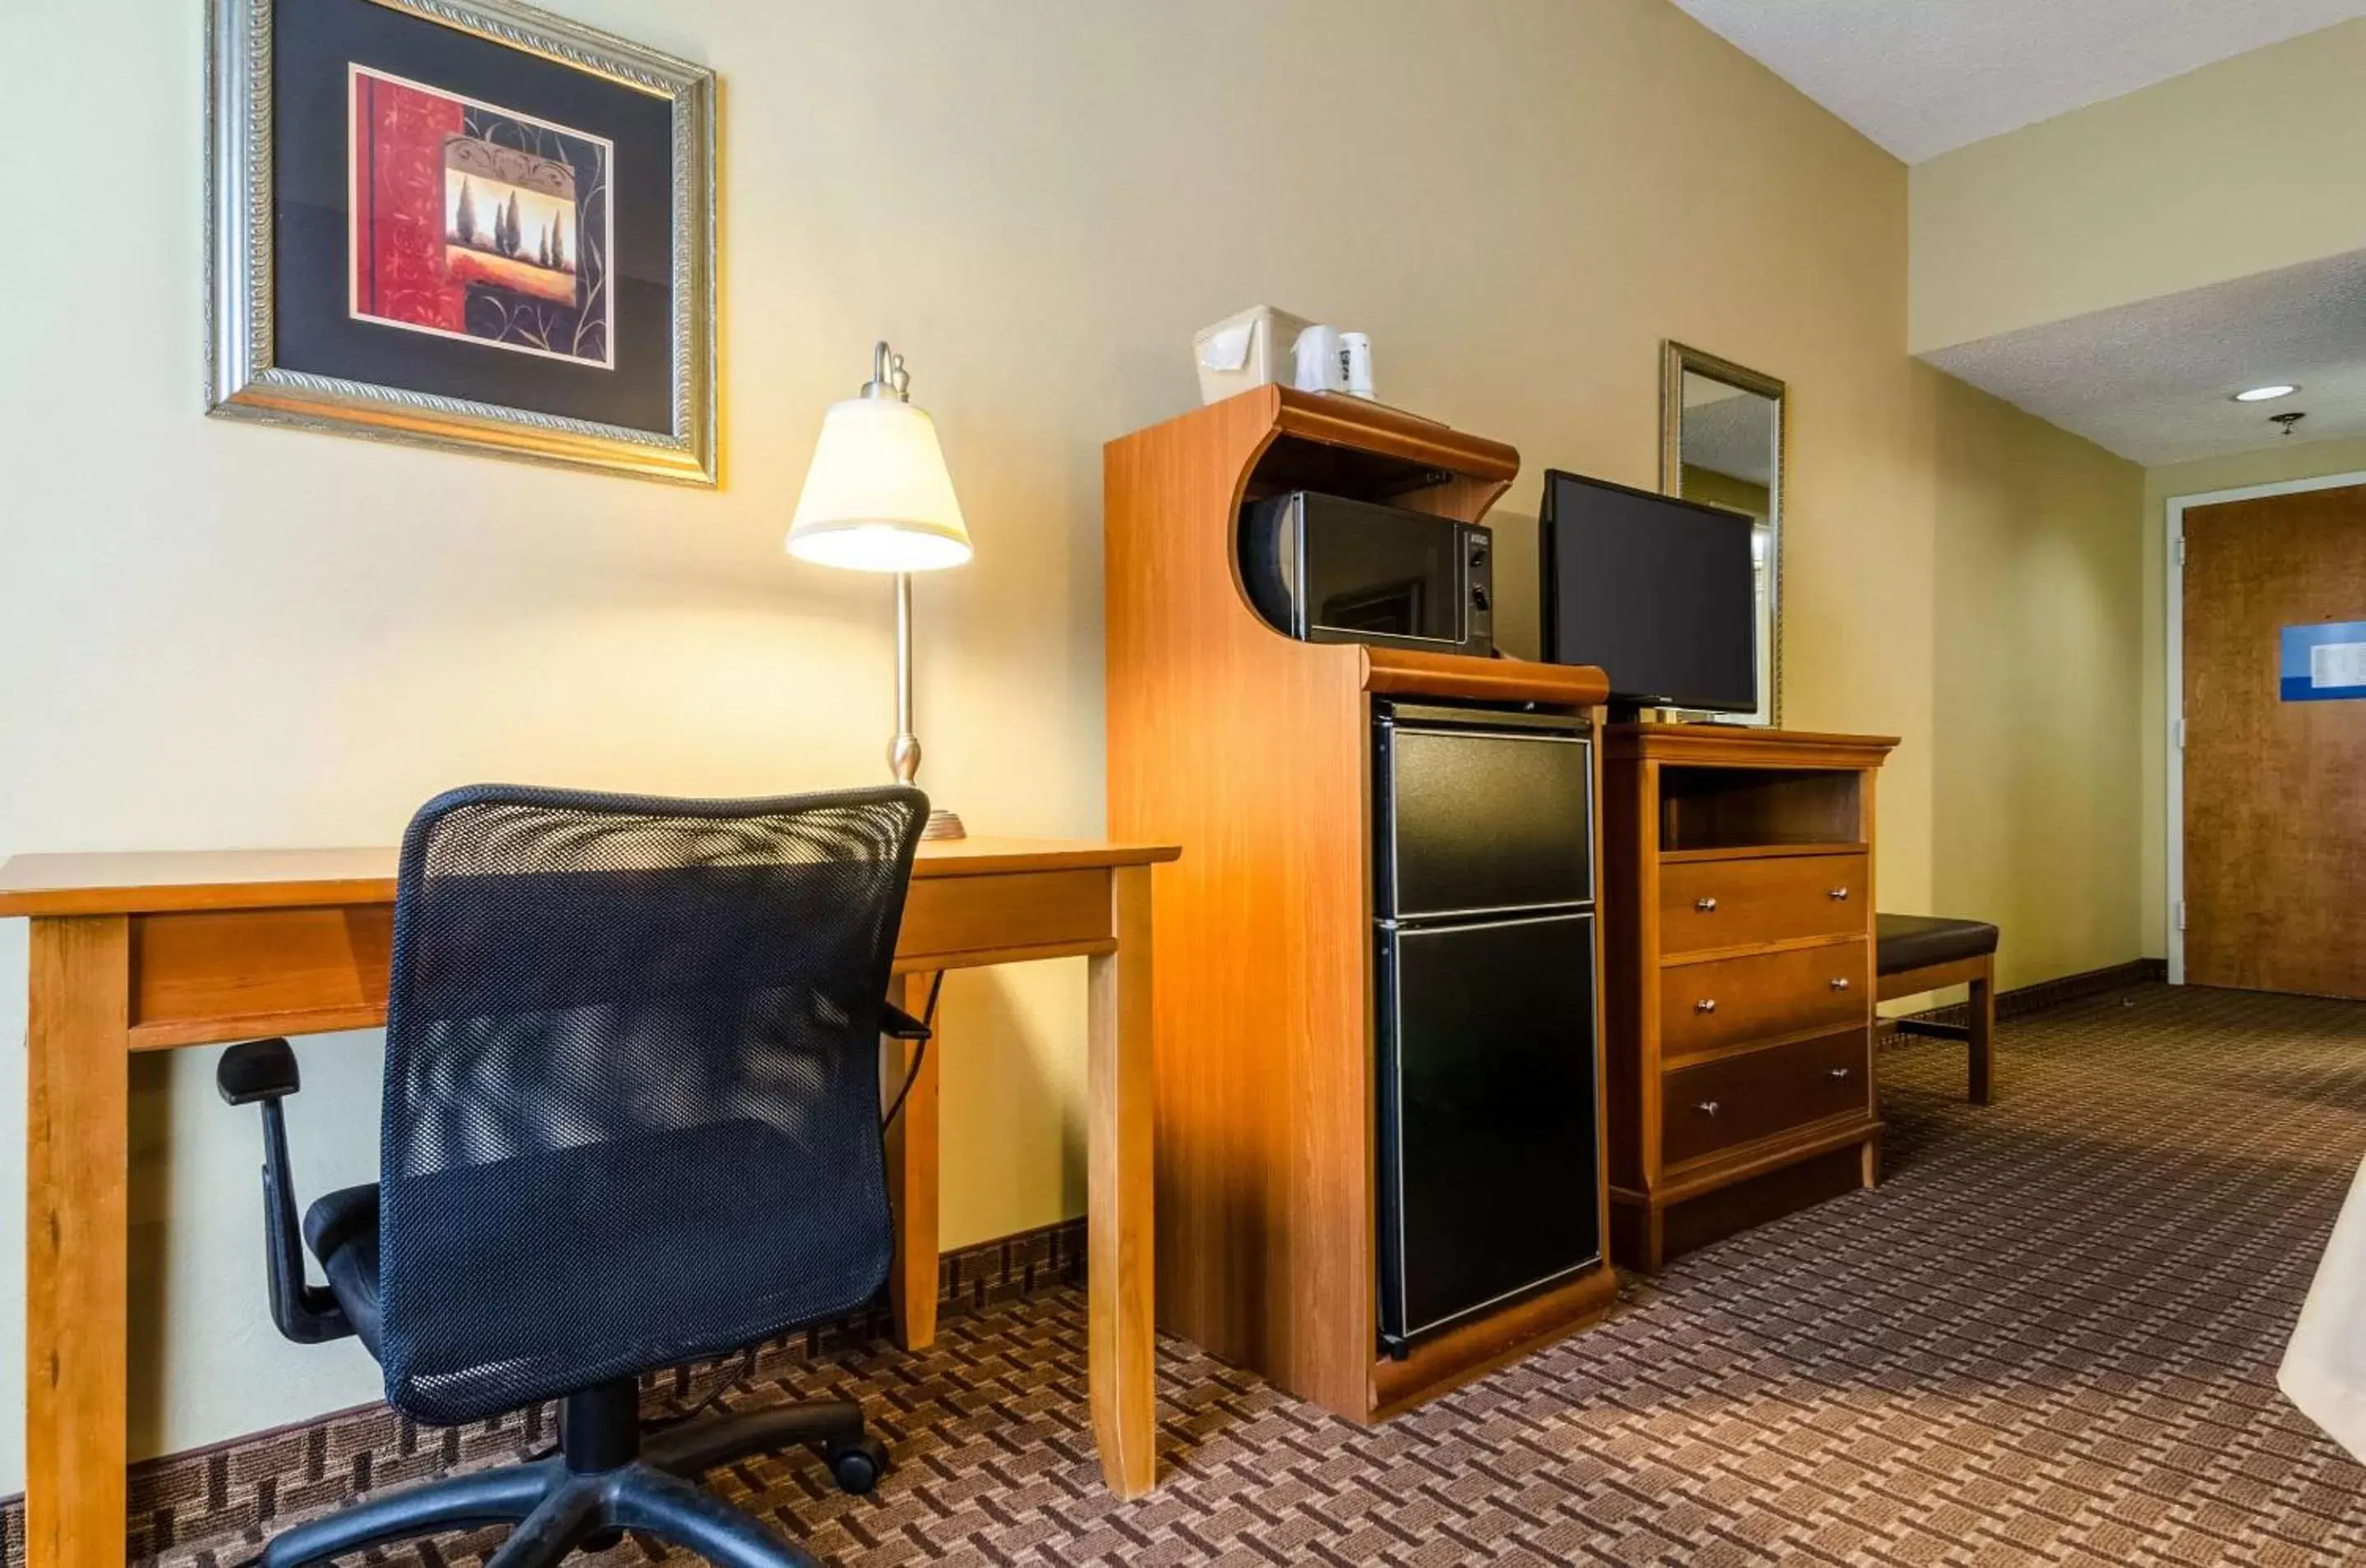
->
[1602,723,1898,1269]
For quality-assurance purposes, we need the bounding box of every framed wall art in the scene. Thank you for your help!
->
[207,0,717,483]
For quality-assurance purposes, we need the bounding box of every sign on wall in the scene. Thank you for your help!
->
[2281,621,2366,702]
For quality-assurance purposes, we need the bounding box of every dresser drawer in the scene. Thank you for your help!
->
[1659,854,1867,957]
[1659,938,1868,1058]
[1660,1030,1869,1168]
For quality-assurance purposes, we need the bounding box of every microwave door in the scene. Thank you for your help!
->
[1301,501,1463,646]
[1318,577,1429,640]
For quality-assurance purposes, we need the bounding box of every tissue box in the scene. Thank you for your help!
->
[1192,306,1311,406]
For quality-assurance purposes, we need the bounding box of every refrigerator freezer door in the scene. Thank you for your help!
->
[1380,722,1592,919]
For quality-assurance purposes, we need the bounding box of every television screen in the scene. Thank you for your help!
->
[1539,469,1758,713]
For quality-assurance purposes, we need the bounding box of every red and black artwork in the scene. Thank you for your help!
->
[211,0,713,482]
[348,66,613,367]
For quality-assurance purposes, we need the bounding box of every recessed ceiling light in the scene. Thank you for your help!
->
[2233,384,2299,403]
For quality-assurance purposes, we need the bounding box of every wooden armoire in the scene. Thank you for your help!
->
[1103,387,1618,1423]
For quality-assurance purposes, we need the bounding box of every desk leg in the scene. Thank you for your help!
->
[1086,866,1156,1498]
[885,971,941,1352]
[25,915,131,1568]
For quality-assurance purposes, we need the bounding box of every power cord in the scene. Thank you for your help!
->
[639,1342,763,1435]
[652,977,943,1434]
[641,984,949,1437]
[880,971,945,1132]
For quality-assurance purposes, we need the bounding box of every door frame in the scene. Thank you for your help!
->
[2164,469,2366,983]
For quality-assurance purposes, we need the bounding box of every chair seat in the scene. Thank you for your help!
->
[301,1118,891,1399]
[1876,913,1999,975]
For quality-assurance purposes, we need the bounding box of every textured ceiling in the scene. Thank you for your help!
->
[1681,384,1777,487]
[1921,249,2366,466]
[1667,0,2366,163]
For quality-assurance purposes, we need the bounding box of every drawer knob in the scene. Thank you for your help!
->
[1695,998,1718,1014]
[1695,896,1718,912]
[1829,1066,1852,1080]
[1829,887,1851,901]
[1830,976,1852,991]
[1697,1100,1721,1117]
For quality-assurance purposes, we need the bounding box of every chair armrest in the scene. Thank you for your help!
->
[880,1003,932,1042]
[216,1039,353,1345]
[217,1037,301,1105]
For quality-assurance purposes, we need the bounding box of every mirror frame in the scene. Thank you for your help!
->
[1660,341,1787,727]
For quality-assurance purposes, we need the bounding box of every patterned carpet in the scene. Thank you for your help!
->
[148,985,2366,1565]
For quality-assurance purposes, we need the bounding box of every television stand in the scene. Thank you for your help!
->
[1600,722,1897,1269]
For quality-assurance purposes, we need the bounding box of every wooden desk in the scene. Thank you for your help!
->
[0,836,1178,1568]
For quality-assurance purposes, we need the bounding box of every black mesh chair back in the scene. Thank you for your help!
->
[376,783,927,1425]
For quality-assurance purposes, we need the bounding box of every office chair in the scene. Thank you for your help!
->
[217,783,933,1568]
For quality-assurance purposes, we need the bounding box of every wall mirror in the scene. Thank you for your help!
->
[1662,343,1785,726]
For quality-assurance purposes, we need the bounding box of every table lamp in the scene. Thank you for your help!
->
[786,340,972,839]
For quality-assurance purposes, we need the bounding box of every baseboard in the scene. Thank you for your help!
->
[0,1216,1086,1568]
[1877,956,2165,1044]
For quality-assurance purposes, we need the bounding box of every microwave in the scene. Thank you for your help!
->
[1238,491,1495,657]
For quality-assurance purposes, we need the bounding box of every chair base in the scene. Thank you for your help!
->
[260,1387,882,1568]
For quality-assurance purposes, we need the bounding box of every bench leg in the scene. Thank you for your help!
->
[1967,961,1994,1105]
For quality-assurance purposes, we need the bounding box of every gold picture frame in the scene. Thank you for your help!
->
[205,0,717,484]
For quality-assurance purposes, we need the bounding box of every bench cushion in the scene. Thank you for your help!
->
[1877,913,1999,975]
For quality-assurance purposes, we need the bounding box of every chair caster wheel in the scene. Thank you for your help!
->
[825,1435,889,1495]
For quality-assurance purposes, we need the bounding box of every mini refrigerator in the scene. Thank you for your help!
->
[1372,700,1602,1355]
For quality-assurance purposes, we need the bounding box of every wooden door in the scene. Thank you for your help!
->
[2184,482,2366,997]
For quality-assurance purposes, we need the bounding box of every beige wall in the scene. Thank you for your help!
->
[1909,18,2366,353]
[4,0,2163,1489]
[1922,371,2147,991]
[2138,436,2366,956]
[1909,12,2366,962]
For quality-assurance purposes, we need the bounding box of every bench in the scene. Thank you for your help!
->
[1877,914,1999,1104]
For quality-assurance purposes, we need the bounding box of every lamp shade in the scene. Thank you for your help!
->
[786,397,972,573]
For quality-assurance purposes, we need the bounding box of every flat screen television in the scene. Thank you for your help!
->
[1538,469,1758,714]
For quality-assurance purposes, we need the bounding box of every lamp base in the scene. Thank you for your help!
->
[922,808,966,841]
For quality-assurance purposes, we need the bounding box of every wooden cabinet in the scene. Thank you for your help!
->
[1602,724,1896,1269]
[1105,387,1619,1425]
